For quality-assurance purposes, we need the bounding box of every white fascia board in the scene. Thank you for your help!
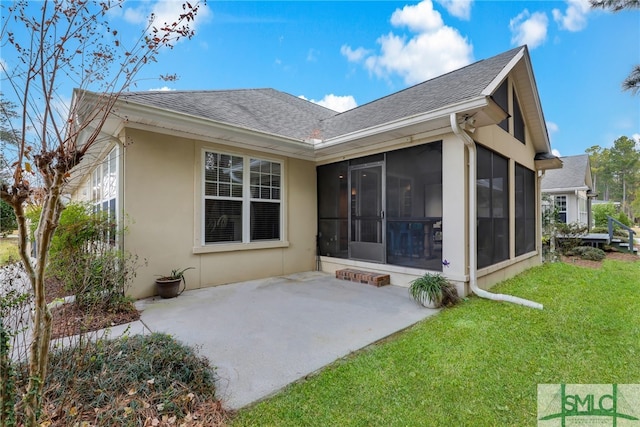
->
[542,186,589,193]
[482,47,525,96]
[314,96,490,150]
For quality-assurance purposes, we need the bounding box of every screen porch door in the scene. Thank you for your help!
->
[348,163,385,263]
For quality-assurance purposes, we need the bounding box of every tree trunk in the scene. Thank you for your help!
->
[17,172,64,426]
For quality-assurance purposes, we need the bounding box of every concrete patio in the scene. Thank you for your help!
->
[135,271,438,409]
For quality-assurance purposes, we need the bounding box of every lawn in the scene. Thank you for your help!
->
[232,259,640,426]
[0,237,19,265]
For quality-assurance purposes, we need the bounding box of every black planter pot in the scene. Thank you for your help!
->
[155,277,185,299]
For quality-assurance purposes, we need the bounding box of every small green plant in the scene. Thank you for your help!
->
[409,273,459,308]
[158,267,195,281]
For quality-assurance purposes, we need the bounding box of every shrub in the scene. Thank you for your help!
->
[593,203,617,228]
[0,199,17,236]
[617,211,631,227]
[556,222,588,254]
[13,333,224,426]
[567,246,606,261]
[27,202,141,311]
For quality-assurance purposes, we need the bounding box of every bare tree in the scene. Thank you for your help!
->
[0,1,205,424]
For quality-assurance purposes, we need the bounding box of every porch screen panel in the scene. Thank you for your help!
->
[515,163,536,255]
[477,145,509,269]
[386,141,443,271]
[317,161,348,258]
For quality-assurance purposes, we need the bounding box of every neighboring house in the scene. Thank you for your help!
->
[68,46,561,299]
[541,154,595,228]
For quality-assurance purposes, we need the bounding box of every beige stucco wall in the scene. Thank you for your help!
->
[121,128,317,299]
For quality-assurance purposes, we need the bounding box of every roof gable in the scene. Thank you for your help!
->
[321,47,524,139]
[541,154,593,191]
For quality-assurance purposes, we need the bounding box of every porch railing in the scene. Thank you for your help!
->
[607,215,636,254]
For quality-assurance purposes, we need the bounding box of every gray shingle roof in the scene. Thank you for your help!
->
[121,88,336,141]
[541,154,591,190]
[120,47,524,141]
[321,47,522,139]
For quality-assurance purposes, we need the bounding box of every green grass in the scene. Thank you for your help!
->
[0,238,19,266]
[232,259,640,426]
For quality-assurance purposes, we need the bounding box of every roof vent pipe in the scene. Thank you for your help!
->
[450,113,543,310]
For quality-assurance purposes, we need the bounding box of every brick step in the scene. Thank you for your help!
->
[335,269,390,287]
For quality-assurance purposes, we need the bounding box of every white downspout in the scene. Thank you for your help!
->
[450,113,543,310]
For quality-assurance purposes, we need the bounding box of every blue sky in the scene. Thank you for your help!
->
[3,1,639,157]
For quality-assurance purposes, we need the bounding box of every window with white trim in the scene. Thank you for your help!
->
[92,147,117,221]
[578,196,588,226]
[203,151,281,244]
[91,147,118,244]
[554,195,567,223]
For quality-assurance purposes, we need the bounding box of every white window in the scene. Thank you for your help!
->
[554,195,567,223]
[203,151,281,244]
[92,147,117,221]
[578,197,588,226]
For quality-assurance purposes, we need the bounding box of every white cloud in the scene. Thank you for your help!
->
[552,0,591,32]
[435,0,473,20]
[341,0,473,85]
[632,133,640,144]
[510,10,548,49]
[552,148,561,157]
[391,1,444,32]
[123,1,212,37]
[150,1,211,32]
[123,5,146,24]
[299,94,357,113]
[0,58,7,76]
[340,45,370,62]
[149,86,175,91]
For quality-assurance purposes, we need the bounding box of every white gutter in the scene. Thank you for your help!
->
[450,113,543,310]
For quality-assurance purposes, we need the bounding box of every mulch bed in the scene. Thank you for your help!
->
[46,277,140,340]
[561,250,639,269]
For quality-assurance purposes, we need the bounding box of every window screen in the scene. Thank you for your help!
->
[515,163,535,255]
[477,145,509,268]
